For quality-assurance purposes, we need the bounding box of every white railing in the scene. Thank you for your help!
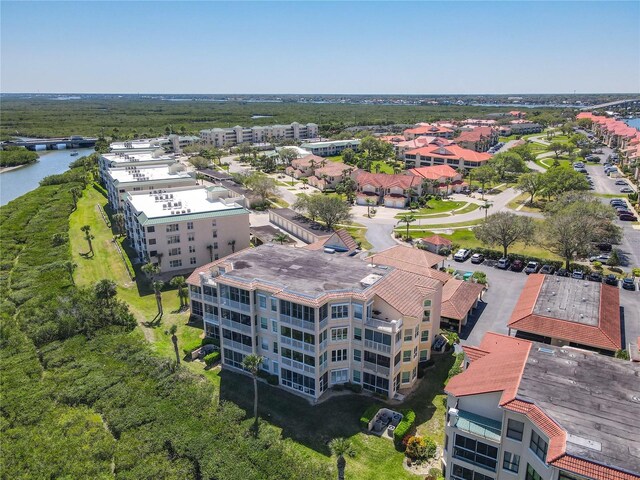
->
[363,361,390,376]
[203,312,219,325]
[221,318,252,335]
[364,339,391,354]
[319,339,328,351]
[190,292,202,300]
[281,336,315,353]
[365,316,402,333]
[219,297,251,312]
[281,357,316,375]
[203,294,217,304]
[280,314,315,332]
[319,318,328,330]
[222,339,253,354]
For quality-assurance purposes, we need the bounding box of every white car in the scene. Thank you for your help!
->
[454,249,471,262]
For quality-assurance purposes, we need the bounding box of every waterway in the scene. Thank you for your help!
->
[623,118,640,130]
[0,147,94,206]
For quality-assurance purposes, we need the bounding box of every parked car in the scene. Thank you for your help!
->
[619,213,638,221]
[615,180,628,186]
[590,254,610,262]
[610,199,626,206]
[555,268,570,277]
[454,249,471,262]
[539,264,555,275]
[524,261,541,274]
[620,187,634,193]
[496,258,510,269]
[604,274,619,286]
[596,243,612,252]
[510,259,525,272]
[588,272,603,282]
[622,278,637,291]
[571,270,585,280]
[470,253,485,264]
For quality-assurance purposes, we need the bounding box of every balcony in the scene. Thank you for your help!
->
[280,314,315,332]
[451,409,502,443]
[281,336,315,354]
[363,361,390,377]
[281,357,316,375]
[364,339,391,354]
[219,297,251,313]
[203,294,217,304]
[319,317,328,330]
[222,339,253,354]
[319,339,328,351]
[190,292,202,300]
[203,312,219,325]
[365,316,402,334]
[221,318,252,335]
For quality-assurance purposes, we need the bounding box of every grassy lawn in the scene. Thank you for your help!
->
[535,156,572,169]
[506,192,545,213]
[343,224,374,251]
[371,160,395,174]
[396,199,468,218]
[325,155,344,163]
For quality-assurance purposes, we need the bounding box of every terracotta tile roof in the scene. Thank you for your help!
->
[507,275,621,351]
[441,278,485,320]
[305,229,358,252]
[370,245,444,269]
[455,127,495,143]
[395,136,452,150]
[314,162,353,177]
[291,154,325,169]
[405,144,492,164]
[372,268,440,317]
[404,123,453,136]
[353,170,420,190]
[551,455,640,480]
[461,345,489,362]
[408,164,459,180]
[379,134,406,143]
[420,234,452,246]
[445,333,532,403]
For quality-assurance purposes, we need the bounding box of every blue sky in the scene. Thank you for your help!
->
[1,1,638,94]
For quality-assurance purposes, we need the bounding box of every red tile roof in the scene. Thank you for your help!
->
[461,345,489,362]
[353,170,420,190]
[455,127,495,143]
[441,279,485,320]
[404,123,453,136]
[373,269,440,317]
[291,154,325,169]
[551,455,640,480]
[368,245,451,284]
[405,144,492,164]
[420,234,452,246]
[302,229,358,252]
[507,275,621,351]
[408,164,460,180]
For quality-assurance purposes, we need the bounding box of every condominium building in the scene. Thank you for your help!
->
[98,151,180,184]
[104,163,197,211]
[186,244,443,401]
[200,122,318,147]
[404,144,492,169]
[299,139,361,157]
[124,186,250,272]
[443,332,640,480]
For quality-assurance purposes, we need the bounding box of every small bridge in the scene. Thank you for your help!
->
[581,98,640,111]
[2,136,98,151]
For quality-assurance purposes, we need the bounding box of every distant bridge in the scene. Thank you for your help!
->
[2,136,98,151]
[581,98,640,111]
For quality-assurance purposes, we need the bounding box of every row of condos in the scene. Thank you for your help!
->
[186,244,444,402]
[200,122,319,147]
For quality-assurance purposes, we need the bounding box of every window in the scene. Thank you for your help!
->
[353,349,361,362]
[168,247,181,256]
[211,220,217,227]
[353,370,361,383]
[331,349,347,362]
[273,341,278,354]
[191,300,203,316]
[319,304,328,320]
[506,419,524,441]
[412,366,417,379]
[529,430,548,462]
[330,369,349,384]
[189,245,196,253]
[258,294,267,309]
[365,329,391,346]
[403,350,411,362]
[147,226,155,233]
[421,330,429,342]
[148,238,156,245]
[362,372,389,395]
[169,260,182,268]
[413,346,418,358]
[190,257,197,265]
[451,464,494,480]
[214,254,219,260]
[419,350,428,361]
[423,309,431,322]
[364,351,390,368]
[212,230,218,238]
[281,368,315,396]
[260,317,268,330]
[261,338,269,350]
[503,452,520,473]
[331,304,349,319]
[187,221,194,230]
[401,371,410,383]
[271,298,277,311]
[166,224,179,232]
[414,325,419,338]
[188,233,195,242]
[453,434,498,472]
[404,329,413,342]
[353,327,362,341]
[213,242,218,249]
[271,320,277,333]
[526,464,543,480]
[167,235,180,244]
[423,299,432,307]
[353,303,363,320]
[331,327,348,341]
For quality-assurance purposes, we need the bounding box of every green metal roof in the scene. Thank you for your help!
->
[137,208,249,226]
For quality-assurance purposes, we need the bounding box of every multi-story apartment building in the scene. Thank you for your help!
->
[124,186,250,272]
[200,122,318,147]
[443,332,640,480]
[104,163,197,211]
[186,244,443,402]
[98,151,179,184]
[403,144,492,169]
[299,139,361,157]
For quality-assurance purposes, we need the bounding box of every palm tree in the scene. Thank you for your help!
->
[152,280,164,317]
[329,438,356,480]
[141,262,160,280]
[64,261,77,285]
[206,244,214,262]
[397,213,416,240]
[70,187,81,210]
[228,239,236,253]
[112,213,125,237]
[365,198,375,218]
[169,324,180,365]
[273,233,289,245]
[301,177,309,189]
[80,225,94,256]
[170,276,187,309]
[196,172,206,185]
[444,178,452,197]
[241,354,264,432]
[481,200,493,220]
[94,279,117,305]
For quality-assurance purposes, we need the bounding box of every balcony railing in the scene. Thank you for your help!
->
[203,312,219,325]
[364,339,391,354]
[190,292,202,300]
[319,318,328,330]
[363,361,390,377]
[365,316,402,333]
[281,357,316,375]
[452,410,503,443]
[281,336,315,353]
[319,339,328,351]
[221,318,252,335]
[219,297,251,313]
[203,294,217,304]
[222,339,253,354]
[280,314,315,332]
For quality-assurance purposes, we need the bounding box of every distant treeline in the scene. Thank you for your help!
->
[0,97,574,141]
[0,147,38,167]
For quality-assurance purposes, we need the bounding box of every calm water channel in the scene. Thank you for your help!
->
[0,147,94,206]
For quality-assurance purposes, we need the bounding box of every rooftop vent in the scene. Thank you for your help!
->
[360,273,383,288]
[537,347,555,355]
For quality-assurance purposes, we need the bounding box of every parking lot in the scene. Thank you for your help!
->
[453,257,640,353]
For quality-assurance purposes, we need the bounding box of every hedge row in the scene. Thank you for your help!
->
[204,351,221,366]
[394,409,416,445]
[466,247,595,274]
[183,336,220,357]
[360,404,381,429]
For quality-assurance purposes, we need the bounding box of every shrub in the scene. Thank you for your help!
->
[267,375,279,385]
[471,271,487,284]
[405,436,426,460]
[426,467,443,480]
[445,353,465,386]
[182,338,203,357]
[632,267,640,277]
[333,384,344,391]
[201,337,220,347]
[92,182,108,197]
[393,409,416,446]
[360,404,380,429]
[203,351,220,366]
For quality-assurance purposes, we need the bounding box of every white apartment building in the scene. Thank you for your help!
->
[186,244,443,402]
[200,122,318,147]
[98,151,180,184]
[124,186,250,272]
[104,163,197,211]
[299,139,361,157]
[109,137,171,154]
[443,332,640,480]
